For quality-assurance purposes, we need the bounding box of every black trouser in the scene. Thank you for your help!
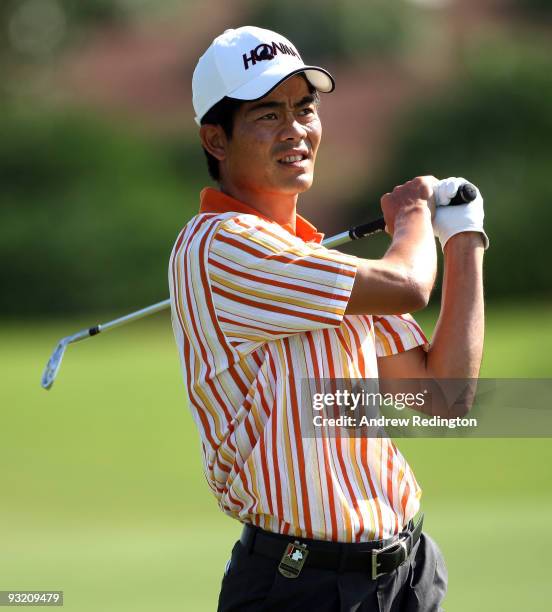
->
[218,531,448,611]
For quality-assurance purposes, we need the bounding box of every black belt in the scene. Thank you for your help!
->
[240,513,423,580]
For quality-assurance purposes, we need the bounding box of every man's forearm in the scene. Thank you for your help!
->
[426,232,485,378]
[385,206,437,297]
[346,206,437,315]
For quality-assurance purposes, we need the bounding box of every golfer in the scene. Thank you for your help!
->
[169,26,488,611]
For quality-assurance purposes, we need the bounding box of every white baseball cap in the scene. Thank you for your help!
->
[192,26,335,125]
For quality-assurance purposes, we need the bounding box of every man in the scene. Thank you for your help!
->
[169,26,488,611]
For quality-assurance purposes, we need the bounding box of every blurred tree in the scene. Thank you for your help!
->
[245,0,415,61]
[513,0,552,19]
[346,38,552,299]
[62,0,127,25]
[0,109,208,316]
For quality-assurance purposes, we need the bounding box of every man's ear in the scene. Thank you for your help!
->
[199,124,227,161]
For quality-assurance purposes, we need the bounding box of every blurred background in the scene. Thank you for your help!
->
[1,0,551,610]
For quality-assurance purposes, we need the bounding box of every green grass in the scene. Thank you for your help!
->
[1,301,551,611]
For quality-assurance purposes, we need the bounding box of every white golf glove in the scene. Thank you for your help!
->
[433,177,489,251]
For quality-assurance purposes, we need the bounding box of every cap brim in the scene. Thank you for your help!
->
[229,64,335,102]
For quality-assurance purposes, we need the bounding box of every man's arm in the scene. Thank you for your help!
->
[377,232,485,414]
[345,177,437,315]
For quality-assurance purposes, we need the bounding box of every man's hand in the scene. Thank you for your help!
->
[433,177,489,250]
[381,176,438,235]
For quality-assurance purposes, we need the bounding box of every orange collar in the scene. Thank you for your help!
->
[199,187,324,244]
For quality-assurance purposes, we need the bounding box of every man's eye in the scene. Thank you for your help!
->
[300,107,315,116]
[259,112,277,120]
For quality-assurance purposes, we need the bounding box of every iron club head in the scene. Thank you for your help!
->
[41,327,96,390]
[41,338,70,390]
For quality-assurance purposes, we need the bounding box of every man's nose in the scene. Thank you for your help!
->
[280,113,307,141]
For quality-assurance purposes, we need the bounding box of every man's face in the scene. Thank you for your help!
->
[223,75,322,196]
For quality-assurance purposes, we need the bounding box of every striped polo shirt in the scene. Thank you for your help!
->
[169,187,428,543]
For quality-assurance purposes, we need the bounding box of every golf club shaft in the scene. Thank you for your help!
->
[87,299,171,336]
[40,214,392,391]
[39,219,382,390]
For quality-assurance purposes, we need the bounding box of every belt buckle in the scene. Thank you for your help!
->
[371,537,408,580]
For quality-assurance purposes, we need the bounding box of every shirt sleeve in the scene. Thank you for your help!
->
[207,214,358,350]
[373,313,429,357]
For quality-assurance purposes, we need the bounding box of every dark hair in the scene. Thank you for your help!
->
[200,74,320,182]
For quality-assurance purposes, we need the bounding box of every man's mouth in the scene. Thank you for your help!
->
[277,153,309,166]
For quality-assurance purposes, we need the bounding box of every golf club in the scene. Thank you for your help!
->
[40,181,476,390]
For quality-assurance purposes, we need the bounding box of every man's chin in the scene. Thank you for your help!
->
[278,173,314,194]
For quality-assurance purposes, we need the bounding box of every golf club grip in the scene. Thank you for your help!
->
[348,182,477,241]
[449,182,477,206]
